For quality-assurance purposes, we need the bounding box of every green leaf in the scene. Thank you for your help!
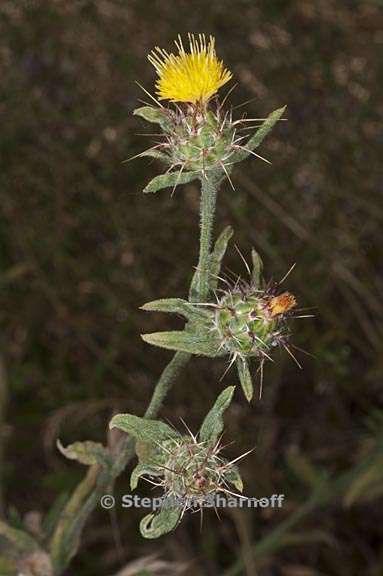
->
[140,507,182,539]
[139,148,170,162]
[133,106,173,130]
[130,462,163,491]
[141,298,208,323]
[209,225,234,293]
[57,440,111,467]
[141,330,221,357]
[144,171,199,194]
[199,386,235,444]
[109,414,179,445]
[224,465,244,492]
[189,225,234,301]
[236,358,254,402]
[251,248,264,289]
[231,106,286,164]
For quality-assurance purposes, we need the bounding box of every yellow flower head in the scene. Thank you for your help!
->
[148,33,232,104]
[268,292,297,318]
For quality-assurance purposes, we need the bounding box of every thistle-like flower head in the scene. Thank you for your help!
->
[151,433,243,509]
[130,34,285,195]
[148,33,232,104]
[214,283,297,359]
[141,235,310,402]
[110,387,245,538]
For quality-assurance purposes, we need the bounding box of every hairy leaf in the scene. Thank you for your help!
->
[57,440,111,467]
[208,225,234,295]
[199,386,235,444]
[141,298,208,323]
[141,330,221,357]
[251,248,264,289]
[189,225,234,301]
[130,462,163,491]
[140,507,181,539]
[109,414,179,445]
[224,465,244,493]
[139,148,170,162]
[133,106,173,130]
[236,357,254,402]
[144,171,199,194]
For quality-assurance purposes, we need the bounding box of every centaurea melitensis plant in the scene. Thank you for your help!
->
[54,31,291,552]
[0,33,308,574]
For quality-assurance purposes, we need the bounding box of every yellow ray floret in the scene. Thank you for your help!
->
[148,33,232,104]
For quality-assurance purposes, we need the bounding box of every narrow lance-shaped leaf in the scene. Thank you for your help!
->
[57,440,111,468]
[251,247,264,289]
[139,148,170,162]
[141,330,221,357]
[141,298,208,323]
[189,225,234,301]
[236,357,254,402]
[208,225,234,293]
[199,386,235,444]
[144,171,199,194]
[231,106,286,164]
[109,413,178,444]
[140,507,182,539]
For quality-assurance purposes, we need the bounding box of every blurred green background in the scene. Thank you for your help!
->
[1,1,382,575]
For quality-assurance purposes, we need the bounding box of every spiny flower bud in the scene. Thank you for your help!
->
[164,107,236,174]
[155,434,242,507]
[214,286,297,360]
[110,387,245,537]
[140,236,307,401]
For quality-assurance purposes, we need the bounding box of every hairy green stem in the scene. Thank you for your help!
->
[197,176,218,302]
[50,175,219,574]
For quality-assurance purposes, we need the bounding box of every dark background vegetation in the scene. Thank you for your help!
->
[1,1,382,575]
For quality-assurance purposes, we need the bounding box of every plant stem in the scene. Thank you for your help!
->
[197,176,218,302]
[111,351,191,478]
[50,175,219,574]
